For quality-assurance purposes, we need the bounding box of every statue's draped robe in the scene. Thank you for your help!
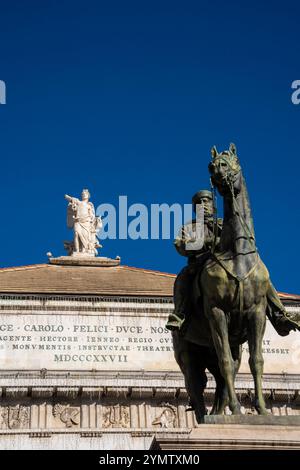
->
[68,198,95,252]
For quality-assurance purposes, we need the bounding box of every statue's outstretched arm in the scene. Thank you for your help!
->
[65,195,80,206]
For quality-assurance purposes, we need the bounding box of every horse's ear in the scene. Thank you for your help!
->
[229,143,237,155]
[211,146,218,159]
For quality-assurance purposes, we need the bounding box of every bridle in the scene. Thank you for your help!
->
[210,156,257,254]
[209,157,259,314]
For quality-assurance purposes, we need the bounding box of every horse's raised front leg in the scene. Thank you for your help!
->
[208,307,241,415]
[248,305,268,415]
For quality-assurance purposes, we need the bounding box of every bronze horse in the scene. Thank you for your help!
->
[172,143,299,422]
[199,143,269,415]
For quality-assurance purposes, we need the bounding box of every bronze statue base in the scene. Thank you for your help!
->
[202,414,300,425]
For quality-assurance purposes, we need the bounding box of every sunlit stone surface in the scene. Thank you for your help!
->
[0,260,299,449]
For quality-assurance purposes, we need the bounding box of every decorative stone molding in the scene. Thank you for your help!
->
[131,431,154,437]
[31,387,53,398]
[6,387,28,398]
[81,387,104,399]
[152,404,177,428]
[154,388,177,400]
[103,387,129,399]
[1,405,30,429]
[52,404,80,428]
[80,431,103,438]
[102,405,130,428]
[30,432,51,438]
[130,387,154,399]
[56,387,79,399]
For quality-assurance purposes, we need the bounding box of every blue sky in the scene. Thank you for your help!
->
[0,1,299,293]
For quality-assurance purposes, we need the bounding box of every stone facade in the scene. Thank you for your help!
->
[0,263,299,449]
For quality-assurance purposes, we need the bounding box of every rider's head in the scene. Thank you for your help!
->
[81,189,90,201]
[192,190,213,219]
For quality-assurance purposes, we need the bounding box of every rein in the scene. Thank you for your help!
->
[210,178,218,255]
[211,158,257,255]
[228,180,257,253]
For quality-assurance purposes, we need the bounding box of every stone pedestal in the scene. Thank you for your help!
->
[152,422,300,450]
[203,414,300,425]
[48,256,121,267]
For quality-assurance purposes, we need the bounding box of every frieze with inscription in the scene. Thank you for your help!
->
[0,312,299,373]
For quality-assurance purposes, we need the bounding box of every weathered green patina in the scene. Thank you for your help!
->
[201,143,299,415]
[168,143,300,422]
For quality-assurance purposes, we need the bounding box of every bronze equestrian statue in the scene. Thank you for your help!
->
[167,144,299,422]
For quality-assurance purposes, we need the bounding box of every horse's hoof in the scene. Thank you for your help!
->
[230,403,242,415]
[256,407,269,416]
[253,399,268,415]
[210,407,225,415]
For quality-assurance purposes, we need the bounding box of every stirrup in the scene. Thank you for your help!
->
[165,313,185,331]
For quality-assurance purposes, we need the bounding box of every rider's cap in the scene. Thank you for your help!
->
[192,190,213,205]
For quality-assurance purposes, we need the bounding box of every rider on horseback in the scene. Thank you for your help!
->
[166,190,221,332]
[166,190,299,336]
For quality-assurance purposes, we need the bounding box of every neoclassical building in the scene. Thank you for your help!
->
[0,256,299,449]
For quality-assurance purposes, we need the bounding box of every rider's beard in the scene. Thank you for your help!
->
[204,214,213,222]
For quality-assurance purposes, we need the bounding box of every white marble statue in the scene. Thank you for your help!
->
[64,189,102,257]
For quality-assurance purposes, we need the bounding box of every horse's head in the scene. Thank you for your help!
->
[208,143,242,196]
